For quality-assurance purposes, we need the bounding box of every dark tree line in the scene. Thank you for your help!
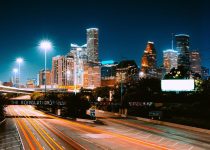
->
[31,92,91,118]
[0,94,6,121]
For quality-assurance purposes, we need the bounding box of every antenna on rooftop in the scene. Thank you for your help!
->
[171,33,174,50]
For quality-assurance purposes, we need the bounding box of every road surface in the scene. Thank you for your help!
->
[4,105,210,150]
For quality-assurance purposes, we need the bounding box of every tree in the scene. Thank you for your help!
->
[164,66,190,79]
[93,86,112,100]
[0,94,6,120]
[59,93,91,118]
[31,92,44,100]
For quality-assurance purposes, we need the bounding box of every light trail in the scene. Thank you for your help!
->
[107,118,163,133]
[11,107,44,150]
[15,106,64,150]
[24,106,86,150]
[43,112,170,150]
[7,106,36,150]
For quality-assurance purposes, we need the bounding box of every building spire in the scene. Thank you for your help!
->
[171,33,174,50]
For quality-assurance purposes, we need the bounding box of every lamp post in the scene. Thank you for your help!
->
[13,68,18,87]
[39,40,52,96]
[74,57,77,95]
[16,58,23,88]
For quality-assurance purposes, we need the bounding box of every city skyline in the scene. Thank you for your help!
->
[0,0,210,83]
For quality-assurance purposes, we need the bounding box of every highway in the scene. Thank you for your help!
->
[4,105,210,150]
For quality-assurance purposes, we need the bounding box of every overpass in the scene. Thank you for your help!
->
[0,85,35,94]
[0,85,83,94]
[7,95,66,106]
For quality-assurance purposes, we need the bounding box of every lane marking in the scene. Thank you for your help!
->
[188,146,194,150]
[14,106,44,150]
[8,106,36,150]
[157,137,165,142]
[171,141,179,146]
[17,106,63,150]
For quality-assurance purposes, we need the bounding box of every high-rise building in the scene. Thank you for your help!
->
[175,34,190,71]
[39,69,51,87]
[51,55,72,86]
[116,60,138,84]
[163,49,178,73]
[101,60,118,87]
[69,43,87,87]
[26,79,36,88]
[201,66,209,80]
[141,41,157,78]
[50,28,101,89]
[190,50,201,75]
[83,62,101,88]
[87,28,99,62]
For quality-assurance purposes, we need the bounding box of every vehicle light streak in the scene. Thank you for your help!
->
[15,106,63,150]
[45,114,170,150]
[24,107,87,150]
[7,106,36,150]
[107,118,163,133]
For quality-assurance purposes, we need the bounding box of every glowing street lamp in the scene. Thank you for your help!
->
[13,68,18,86]
[16,58,23,88]
[139,71,145,78]
[39,40,52,95]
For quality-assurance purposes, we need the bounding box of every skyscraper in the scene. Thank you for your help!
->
[83,62,101,88]
[69,43,87,87]
[86,28,101,88]
[190,50,201,75]
[50,28,101,89]
[87,28,99,62]
[201,66,209,80]
[39,69,51,88]
[101,60,118,87]
[141,41,157,78]
[116,60,138,83]
[175,34,190,71]
[51,55,73,86]
[163,49,178,73]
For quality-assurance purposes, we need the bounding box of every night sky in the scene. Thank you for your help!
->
[0,0,210,83]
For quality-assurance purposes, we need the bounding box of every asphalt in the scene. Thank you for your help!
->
[2,105,210,150]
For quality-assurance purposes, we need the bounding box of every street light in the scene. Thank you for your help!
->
[13,68,18,86]
[39,40,52,96]
[16,58,23,88]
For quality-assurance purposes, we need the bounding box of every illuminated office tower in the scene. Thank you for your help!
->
[116,60,138,83]
[141,41,157,78]
[190,50,201,75]
[39,69,51,87]
[69,43,87,87]
[83,62,101,88]
[51,55,73,86]
[101,60,118,87]
[163,49,178,73]
[86,28,99,62]
[175,34,190,71]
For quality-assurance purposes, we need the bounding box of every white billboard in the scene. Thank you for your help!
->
[161,79,194,91]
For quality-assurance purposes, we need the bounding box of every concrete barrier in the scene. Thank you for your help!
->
[93,109,210,135]
[126,115,210,135]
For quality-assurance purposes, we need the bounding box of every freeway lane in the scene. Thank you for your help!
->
[5,105,210,150]
[91,110,210,150]
[5,105,170,150]
[6,106,83,150]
